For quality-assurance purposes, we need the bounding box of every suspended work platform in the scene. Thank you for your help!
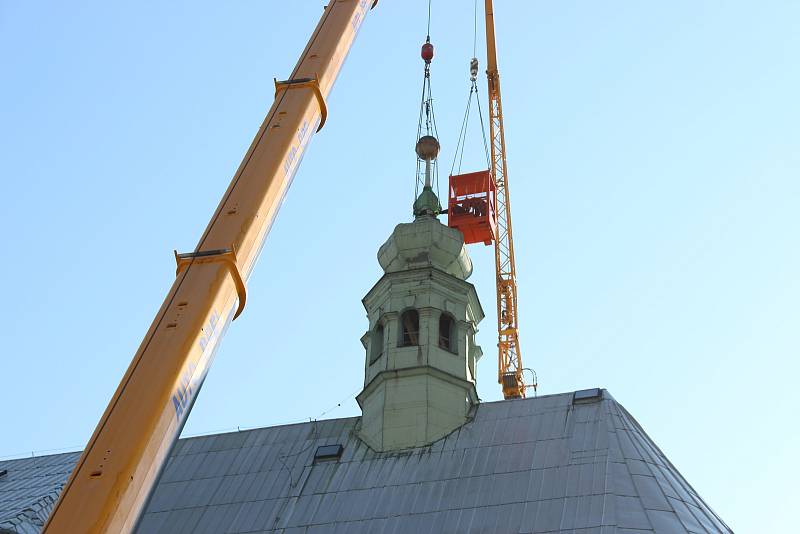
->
[447,170,497,245]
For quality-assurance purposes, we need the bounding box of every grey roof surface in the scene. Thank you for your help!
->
[0,451,80,533]
[0,390,731,533]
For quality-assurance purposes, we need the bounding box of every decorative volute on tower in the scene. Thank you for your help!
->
[356,188,485,451]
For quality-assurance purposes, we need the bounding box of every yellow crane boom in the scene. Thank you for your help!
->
[43,2,375,532]
[485,0,527,399]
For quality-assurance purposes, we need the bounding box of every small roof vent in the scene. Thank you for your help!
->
[573,388,603,404]
[0,469,7,478]
[314,444,343,462]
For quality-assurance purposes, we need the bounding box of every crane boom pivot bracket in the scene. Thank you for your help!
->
[274,76,327,132]
[174,248,247,320]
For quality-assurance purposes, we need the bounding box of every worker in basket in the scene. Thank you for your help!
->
[463,196,488,218]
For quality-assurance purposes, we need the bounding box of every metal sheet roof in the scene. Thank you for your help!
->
[0,451,80,533]
[0,390,731,533]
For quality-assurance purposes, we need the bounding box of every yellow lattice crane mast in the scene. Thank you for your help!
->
[446,1,532,398]
[485,0,527,399]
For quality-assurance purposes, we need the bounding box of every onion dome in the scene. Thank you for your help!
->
[377,214,472,280]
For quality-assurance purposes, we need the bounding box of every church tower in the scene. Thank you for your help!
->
[356,38,485,452]
[356,174,485,452]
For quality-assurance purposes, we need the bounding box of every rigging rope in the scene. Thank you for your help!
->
[449,71,491,176]
[449,0,491,177]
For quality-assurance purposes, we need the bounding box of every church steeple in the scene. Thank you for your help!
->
[355,34,484,451]
[356,200,484,451]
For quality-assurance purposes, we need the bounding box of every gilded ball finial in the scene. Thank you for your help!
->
[415,135,440,161]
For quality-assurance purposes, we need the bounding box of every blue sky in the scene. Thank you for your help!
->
[1,1,798,531]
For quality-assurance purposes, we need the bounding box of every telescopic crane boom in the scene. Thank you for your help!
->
[43,2,375,532]
[485,0,527,399]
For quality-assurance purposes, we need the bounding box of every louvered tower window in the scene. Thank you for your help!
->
[439,314,456,352]
[399,309,419,346]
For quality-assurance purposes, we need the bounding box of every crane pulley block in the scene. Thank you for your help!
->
[447,169,497,246]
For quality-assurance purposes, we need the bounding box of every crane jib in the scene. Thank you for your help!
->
[43,2,374,533]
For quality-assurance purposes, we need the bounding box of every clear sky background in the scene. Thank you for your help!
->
[1,1,798,531]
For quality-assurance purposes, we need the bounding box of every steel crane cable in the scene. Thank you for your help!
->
[449,75,491,177]
[475,81,491,168]
[449,84,474,176]
[449,0,491,177]
[471,0,491,170]
[473,0,478,58]
[427,0,432,41]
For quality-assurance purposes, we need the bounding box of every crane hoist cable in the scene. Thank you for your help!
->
[449,58,491,177]
[427,0,432,40]
[450,0,487,177]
